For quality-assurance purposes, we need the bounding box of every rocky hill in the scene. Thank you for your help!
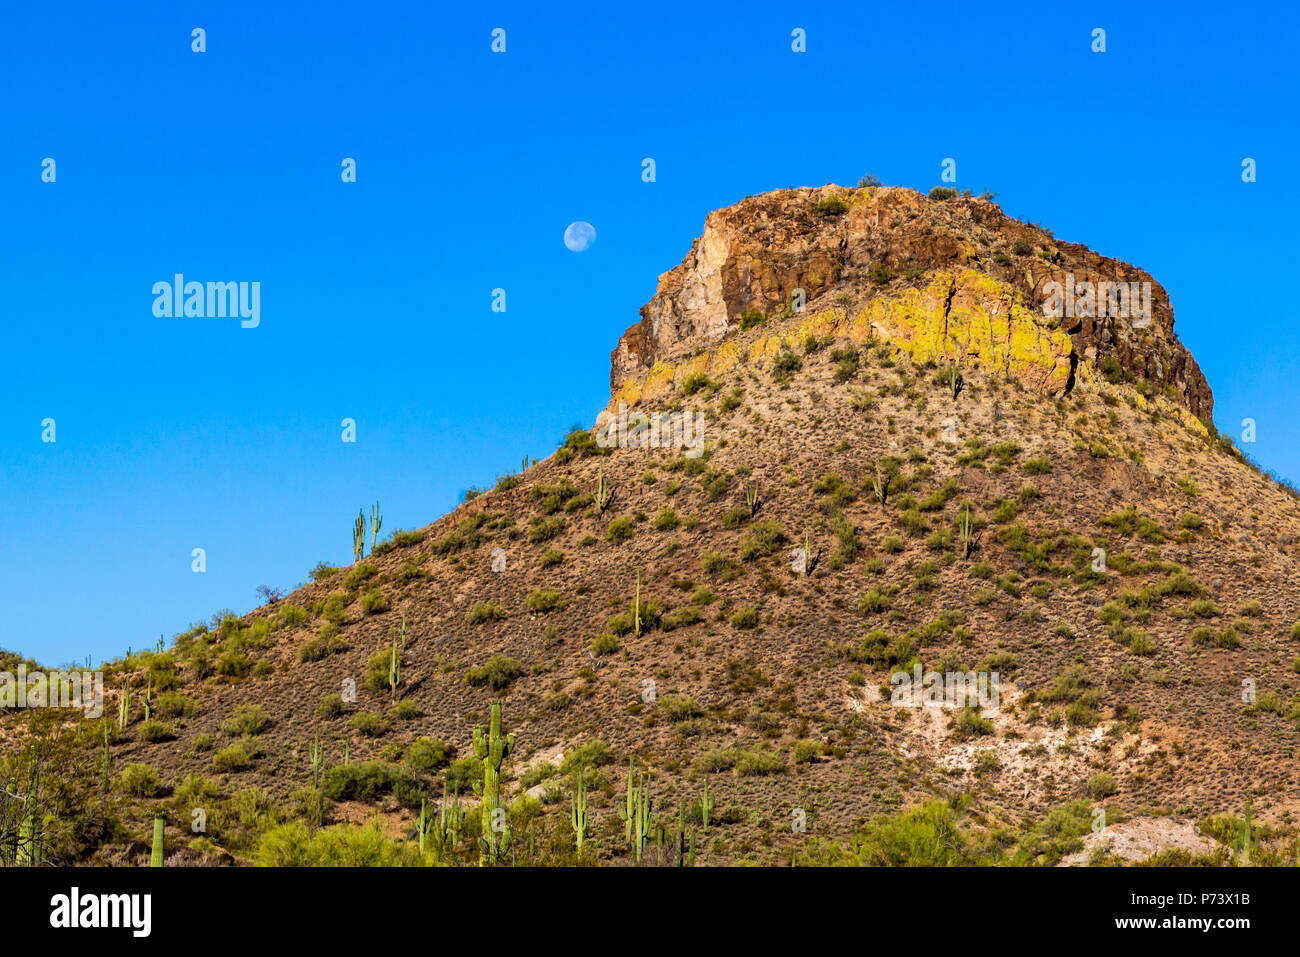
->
[4,184,1298,868]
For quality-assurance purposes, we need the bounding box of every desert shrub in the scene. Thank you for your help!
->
[814,195,849,216]
[700,551,738,581]
[317,693,345,719]
[406,737,453,775]
[523,589,564,613]
[606,517,636,544]
[735,748,787,776]
[953,708,993,739]
[857,588,892,614]
[466,602,507,624]
[321,761,398,802]
[441,756,481,793]
[658,694,704,722]
[390,699,422,720]
[653,508,681,531]
[1088,773,1117,799]
[221,704,270,737]
[279,604,308,627]
[342,563,378,590]
[738,521,787,561]
[155,691,196,718]
[771,349,803,382]
[211,743,254,773]
[349,711,392,737]
[116,763,162,797]
[465,655,526,690]
[680,372,716,396]
[730,606,760,629]
[527,515,565,543]
[136,719,174,743]
[359,589,390,615]
[793,740,822,764]
[540,548,564,568]
[662,606,703,630]
[589,634,620,656]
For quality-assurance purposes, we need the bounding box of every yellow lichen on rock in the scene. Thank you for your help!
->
[846,271,1074,395]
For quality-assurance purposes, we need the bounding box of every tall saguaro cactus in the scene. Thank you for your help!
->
[570,770,588,851]
[150,815,164,867]
[352,510,366,561]
[370,501,382,551]
[472,702,515,866]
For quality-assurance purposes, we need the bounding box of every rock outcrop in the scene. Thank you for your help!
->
[610,186,1212,424]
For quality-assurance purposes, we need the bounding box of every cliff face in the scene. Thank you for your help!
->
[611,186,1212,424]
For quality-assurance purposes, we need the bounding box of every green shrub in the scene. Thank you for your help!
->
[735,748,787,776]
[523,589,564,613]
[406,737,453,774]
[342,563,378,590]
[465,655,526,690]
[700,551,738,581]
[221,704,270,737]
[317,693,345,719]
[589,634,621,656]
[211,743,254,773]
[793,740,822,764]
[606,517,636,544]
[389,699,422,720]
[527,515,565,543]
[279,604,308,627]
[730,606,760,629]
[354,588,386,615]
[116,763,162,797]
[466,602,507,624]
[738,521,787,561]
[349,711,392,738]
[680,372,716,396]
[136,719,174,743]
[653,508,681,531]
[814,195,849,216]
[1088,773,1117,799]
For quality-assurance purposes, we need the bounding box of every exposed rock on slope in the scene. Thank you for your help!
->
[611,186,1212,423]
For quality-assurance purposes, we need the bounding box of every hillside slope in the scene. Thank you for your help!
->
[5,185,1299,867]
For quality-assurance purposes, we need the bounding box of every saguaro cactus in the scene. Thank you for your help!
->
[618,763,652,862]
[472,702,515,866]
[100,721,112,792]
[118,683,130,731]
[570,770,588,851]
[595,467,614,516]
[439,784,465,847]
[700,781,713,830]
[417,798,429,854]
[871,464,890,507]
[310,729,323,788]
[150,815,164,867]
[352,510,366,561]
[388,633,401,698]
[370,501,382,551]
[957,506,977,560]
[633,572,643,636]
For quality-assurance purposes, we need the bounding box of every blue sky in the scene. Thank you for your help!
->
[2,1,1297,665]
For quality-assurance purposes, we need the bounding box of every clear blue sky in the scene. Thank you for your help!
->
[2,1,1297,666]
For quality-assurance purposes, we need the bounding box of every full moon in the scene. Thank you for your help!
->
[564,221,596,252]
